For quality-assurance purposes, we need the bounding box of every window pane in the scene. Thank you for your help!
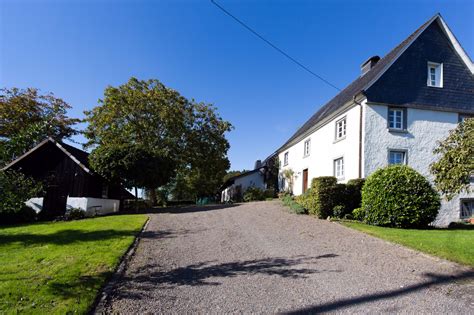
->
[334,158,344,178]
[461,201,474,218]
[389,151,405,165]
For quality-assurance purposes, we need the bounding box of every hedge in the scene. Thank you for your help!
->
[295,176,365,219]
[360,165,440,228]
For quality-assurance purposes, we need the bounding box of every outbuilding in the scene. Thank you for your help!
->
[2,138,133,218]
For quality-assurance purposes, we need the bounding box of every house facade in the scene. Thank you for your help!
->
[2,138,133,218]
[277,14,473,226]
[221,168,266,203]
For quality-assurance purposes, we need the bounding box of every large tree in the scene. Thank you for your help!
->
[84,78,232,202]
[0,88,79,165]
[430,118,473,200]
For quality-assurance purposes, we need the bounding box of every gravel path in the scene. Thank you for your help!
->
[103,200,473,314]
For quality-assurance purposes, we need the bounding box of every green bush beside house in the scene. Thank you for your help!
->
[359,165,440,228]
[291,166,439,229]
[294,177,365,219]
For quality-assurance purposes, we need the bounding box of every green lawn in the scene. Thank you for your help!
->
[342,221,474,267]
[0,215,148,314]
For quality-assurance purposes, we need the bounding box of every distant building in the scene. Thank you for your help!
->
[274,14,473,226]
[2,138,133,218]
[221,169,266,203]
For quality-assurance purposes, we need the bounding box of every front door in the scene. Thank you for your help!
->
[302,169,308,193]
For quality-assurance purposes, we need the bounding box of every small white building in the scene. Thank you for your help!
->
[221,169,266,203]
[275,14,473,226]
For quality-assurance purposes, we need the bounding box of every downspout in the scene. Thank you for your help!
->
[353,94,364,179]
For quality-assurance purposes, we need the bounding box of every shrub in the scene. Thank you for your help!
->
[263,188,275,199]
[295,188,316,213]
[346,178,365,211]
[0,170,42,225]
[282,195,306,214]
[65,208,86,220]
[352,207,364,221]
[243,187,265,202]
[298,177,337,218]
[333,205,346,219]
[361,165,440,228]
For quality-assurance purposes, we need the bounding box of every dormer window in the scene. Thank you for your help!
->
[427,62,443,88]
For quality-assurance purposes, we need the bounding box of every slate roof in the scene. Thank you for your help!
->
[278,14,439,152]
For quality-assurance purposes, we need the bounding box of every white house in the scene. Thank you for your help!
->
[221,168,266,203]
[276,14,473,226]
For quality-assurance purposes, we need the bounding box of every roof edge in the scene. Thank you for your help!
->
[277,93,366,153]
[1,137,91,174]
[363,14,441,92]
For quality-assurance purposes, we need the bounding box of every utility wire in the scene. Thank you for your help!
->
[210,0,341,91]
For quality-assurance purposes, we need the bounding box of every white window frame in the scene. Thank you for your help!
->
[335,117,346,141]
[333,157,344,180]
[427,62,443,88]
[283,152,289,166]
[460,199,474,219]
[388,150,407,165]
[388,108,404,130]
[303,139,311,157]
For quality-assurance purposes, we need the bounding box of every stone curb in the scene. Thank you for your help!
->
[91,215,151,314]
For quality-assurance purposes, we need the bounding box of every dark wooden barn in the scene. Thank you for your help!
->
[2,138,133,219]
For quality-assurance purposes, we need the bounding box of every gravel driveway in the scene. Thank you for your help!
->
[102,200,473,314]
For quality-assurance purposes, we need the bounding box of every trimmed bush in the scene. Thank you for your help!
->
[294,176,366,219]
[304,177,337,218]
[361,165,440,228]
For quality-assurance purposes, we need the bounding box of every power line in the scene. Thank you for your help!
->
[210,0,341,91]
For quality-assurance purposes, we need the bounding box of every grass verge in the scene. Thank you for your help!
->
[0,214,148,314]
[341,221,474,267]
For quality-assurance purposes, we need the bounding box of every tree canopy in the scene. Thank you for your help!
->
[430,118,473,200]
[0,88,79,166]
[84,77,232,201]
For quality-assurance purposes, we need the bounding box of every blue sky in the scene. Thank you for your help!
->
[1,0,473,171]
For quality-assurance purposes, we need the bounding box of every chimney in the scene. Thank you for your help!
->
[360,55,380,76]
[254,160,262,170]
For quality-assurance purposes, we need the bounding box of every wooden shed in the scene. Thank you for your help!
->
[2,138,133,219]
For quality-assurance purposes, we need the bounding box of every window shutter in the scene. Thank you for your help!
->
[403,108,407,130]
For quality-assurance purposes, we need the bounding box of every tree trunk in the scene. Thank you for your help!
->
[134,187,139,212]
[149,188,157,206]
